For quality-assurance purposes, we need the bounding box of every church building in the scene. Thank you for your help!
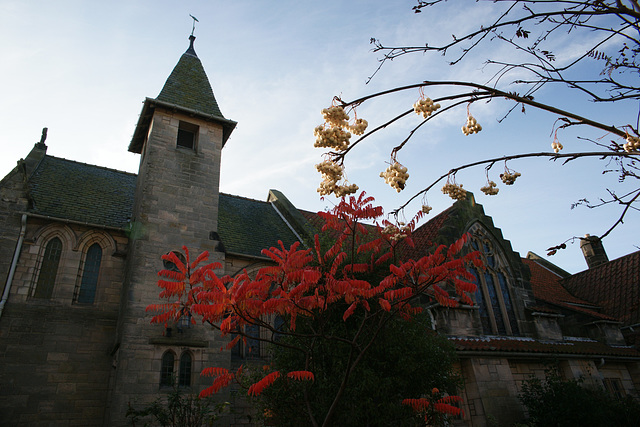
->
[1,35,638,426]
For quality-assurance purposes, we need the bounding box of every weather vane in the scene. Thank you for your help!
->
[189,14,199,36]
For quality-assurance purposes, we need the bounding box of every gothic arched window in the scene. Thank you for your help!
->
[178,352,193,387]
[160,351,175,387]
[75,243,102,304]
[468,224,520,336]
[34,237,63,299]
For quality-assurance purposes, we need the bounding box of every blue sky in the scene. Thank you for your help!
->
[1,0,637,273]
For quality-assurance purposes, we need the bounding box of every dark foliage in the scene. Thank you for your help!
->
[251,310,461,427]
[519,367,640,427]
[126,387,228,427]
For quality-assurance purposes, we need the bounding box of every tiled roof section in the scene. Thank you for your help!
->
[396,207,453,261]
[28,156,136,229]
[156,37,225,119]
[218,194,300,258]
[449,336,640,358]
[562,251,640,326]
[522,257,617,321]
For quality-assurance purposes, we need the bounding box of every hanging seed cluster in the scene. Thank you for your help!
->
[500,171,521,185]
[551,141,563,153]
[442,182,467,200]
[380,162,410,192]
[413,97,441,118]
[351,118,368,135]
[382,223,410,241]
[462,115,482,135]
[480,180,499,195]
[322,105,350,127]
[421,204,433,214]
[314,127,351,151]
[314,106,369,152]
[624,135,640,152]
[314,106,369,197]
[315,160,358,197]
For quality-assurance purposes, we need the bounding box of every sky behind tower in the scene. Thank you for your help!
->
[0,0,637,273]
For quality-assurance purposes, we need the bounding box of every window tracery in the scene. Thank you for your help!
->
[468,224,520,336]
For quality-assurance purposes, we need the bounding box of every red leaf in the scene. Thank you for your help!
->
[434,402,462,416]
[343,302,357,321]
[379,298,391,312]
[201,367,229,377]
[287,371,315,381]
[248,371,281,396]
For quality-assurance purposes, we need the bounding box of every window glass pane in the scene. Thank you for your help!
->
[483,242,495,268]
[245,324,260,357]
[34,238,62,299]
[497,272,520,335]
[484,272,507,335]
[160,351,175,387]
[77,243,102,304]
[179,352,192,387]
[471,269,492,334]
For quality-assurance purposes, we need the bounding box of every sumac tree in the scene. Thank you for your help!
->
[146,192,480,427]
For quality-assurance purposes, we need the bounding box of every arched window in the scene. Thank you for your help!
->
[178,352,192,387]
[75,243,102,304]
[468,225,520,336]
[160,351,175,387]
[34,237,63,299]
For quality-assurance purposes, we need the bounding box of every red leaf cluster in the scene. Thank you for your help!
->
[147,191,480,399]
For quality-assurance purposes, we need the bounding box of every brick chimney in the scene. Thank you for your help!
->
[580,234,609,269]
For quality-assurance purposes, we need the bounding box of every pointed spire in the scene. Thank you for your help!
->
[156,35,225,118]
[129,34,237,153]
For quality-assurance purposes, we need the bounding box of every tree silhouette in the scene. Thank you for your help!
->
[314,0,639,249]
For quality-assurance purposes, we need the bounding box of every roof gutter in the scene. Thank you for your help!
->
[1,214,27,318]
[225,251,271,262]
[453,350,640,361]
[24,212,127,232]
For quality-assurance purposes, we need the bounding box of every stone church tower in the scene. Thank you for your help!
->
[107,35,237,424]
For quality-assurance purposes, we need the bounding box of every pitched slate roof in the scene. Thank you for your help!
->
[27,156,136,229]
[449,336,640,358]
[562,251,640,327]
[156,36,225,119]
[26,156,299,258]
[218,194,300,258]
[522,257,617,321]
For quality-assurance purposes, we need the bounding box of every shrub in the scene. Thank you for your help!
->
[519,367,640,427]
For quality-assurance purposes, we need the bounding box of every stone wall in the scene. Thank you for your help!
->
[0,218,126,426]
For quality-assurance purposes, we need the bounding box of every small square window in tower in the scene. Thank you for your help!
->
[176,121,198,150]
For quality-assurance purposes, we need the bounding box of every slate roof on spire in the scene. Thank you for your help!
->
[129,36,237,153]
[156,35,225,118]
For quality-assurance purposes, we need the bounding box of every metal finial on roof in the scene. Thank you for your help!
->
[189,14,199,36]
[185,15,199,56]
